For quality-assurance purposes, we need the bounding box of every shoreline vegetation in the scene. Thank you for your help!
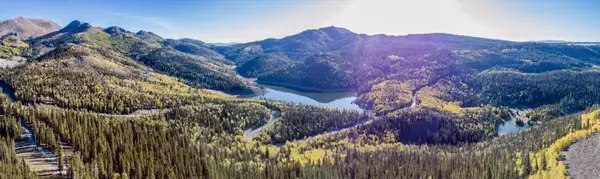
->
[255,80,356,93]
[236,73,357,94]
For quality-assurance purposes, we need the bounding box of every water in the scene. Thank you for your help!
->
[254,84,363,111]
[0,81,16,102]
[498,119,531,135]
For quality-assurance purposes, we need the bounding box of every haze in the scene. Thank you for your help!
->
[1,0,599,42]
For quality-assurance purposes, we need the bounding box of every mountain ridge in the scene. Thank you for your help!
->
[16,19,260,96]
[218,26,514,90]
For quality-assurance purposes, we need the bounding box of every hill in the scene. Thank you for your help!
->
[219,27,600,119]
[21,20,260,96]
[0,17,61,58]
[218,27,511,90]
[0,17,61,39]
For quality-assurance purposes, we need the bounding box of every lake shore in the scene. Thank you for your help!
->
[256,80,356,93]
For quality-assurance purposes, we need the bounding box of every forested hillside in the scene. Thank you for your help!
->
[21,20,258,95]
[221,26,600,121]
[2,19,600,179]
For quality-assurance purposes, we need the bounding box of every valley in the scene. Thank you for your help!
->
[0,16,599,179]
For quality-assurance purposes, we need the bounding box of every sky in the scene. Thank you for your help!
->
[1,0,599,43]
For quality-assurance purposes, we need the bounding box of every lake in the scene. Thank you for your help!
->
[497,119,531,135]
[496,109,533,135]
[253,84,363,111]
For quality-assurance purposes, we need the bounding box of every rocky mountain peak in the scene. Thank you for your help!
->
[104,26,129,34]
[59,20,92,33]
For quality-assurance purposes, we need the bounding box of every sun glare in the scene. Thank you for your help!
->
[327,0,494,37]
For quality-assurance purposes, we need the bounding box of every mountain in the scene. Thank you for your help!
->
[218,26,511,90]
[220,26,600,118]
[0,17,61,39]
[0,20,369,179]
[3,20,600,179]
[14,20,259,109]
[209,42,240,46]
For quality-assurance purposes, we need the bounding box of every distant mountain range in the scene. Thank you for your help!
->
[537,40,600,44]
[537,40,572,43]
[209,42,241,46]
[0,17,61,39]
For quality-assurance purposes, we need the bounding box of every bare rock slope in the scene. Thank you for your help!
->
[0,17,61,39]
[561,132,600,179]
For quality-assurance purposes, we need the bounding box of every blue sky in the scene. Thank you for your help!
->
[1,0,599,42]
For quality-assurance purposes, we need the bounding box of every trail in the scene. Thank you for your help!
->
[317,116,373,136]
[2,81,72,177]
[2,80,168,118]
[22,103,169,118]
[1,81,162,178]
[299,110,377,141]
[15,121,73,178]
[560,132,600,179]
[243,110,281,142]
[320,92,418,136]
[410,94,417,108]
[96,108,170,117]
[302,93,419,141]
